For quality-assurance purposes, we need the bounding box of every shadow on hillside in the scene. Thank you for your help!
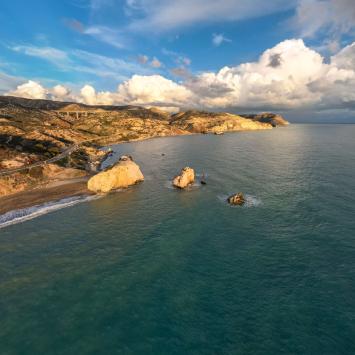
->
[0,134,62,154]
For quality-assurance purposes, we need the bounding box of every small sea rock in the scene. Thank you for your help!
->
[227,192,245,206]
[173,167,195,189]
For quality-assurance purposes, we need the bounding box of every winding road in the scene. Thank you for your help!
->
[0,133,118,177]
[0,144,79,176]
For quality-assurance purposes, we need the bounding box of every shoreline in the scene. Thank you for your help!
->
[0,134,176,216]
[0,128,283,217]
[0,178,94,216]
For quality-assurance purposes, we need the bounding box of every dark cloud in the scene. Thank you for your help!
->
[186,79,234,98]
[268,53,282,67]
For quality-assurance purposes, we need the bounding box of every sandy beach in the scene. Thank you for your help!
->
[0,178,94,215]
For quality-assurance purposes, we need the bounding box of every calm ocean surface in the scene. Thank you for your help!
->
[1,124,355,354]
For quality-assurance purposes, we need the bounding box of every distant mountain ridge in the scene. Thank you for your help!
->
[0,95,289,125]
[0,95,141,111]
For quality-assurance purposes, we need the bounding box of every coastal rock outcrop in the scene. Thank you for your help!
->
[170,111,273,133]
[227,193,245,206]
[87,155,144,193]
[173,167,195,189]
[240,113,289,127]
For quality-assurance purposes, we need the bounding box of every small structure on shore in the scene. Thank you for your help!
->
[173,167,195,189]
[227,192,245,206]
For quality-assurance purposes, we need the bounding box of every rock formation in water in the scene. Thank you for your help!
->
[173,167,195,189]
[87,155,144,193]
[227,193,245,205]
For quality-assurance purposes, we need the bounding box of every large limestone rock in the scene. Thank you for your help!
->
[173,167,195,189]
[87,155,144,193]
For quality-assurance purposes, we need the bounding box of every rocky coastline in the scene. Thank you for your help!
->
[0,95,289,214]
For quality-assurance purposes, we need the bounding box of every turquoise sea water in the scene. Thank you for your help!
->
[1,124,355,354]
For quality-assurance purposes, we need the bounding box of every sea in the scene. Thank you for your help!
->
[1,124,355,354]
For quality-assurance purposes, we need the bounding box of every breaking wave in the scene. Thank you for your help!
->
[0,195,101,229]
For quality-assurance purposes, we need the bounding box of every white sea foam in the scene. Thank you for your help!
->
[165,180,175,189]
[0,195,101,229]
[244,194,262,207]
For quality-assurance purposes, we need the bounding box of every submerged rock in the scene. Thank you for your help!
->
[173,167,195,189]
[227,192,245,206]
[87,155,144,193]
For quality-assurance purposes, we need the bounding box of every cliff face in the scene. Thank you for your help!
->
[239,113,289,127]
[87,156,144,193]
[0,96,289,196]
[170,111,272,133]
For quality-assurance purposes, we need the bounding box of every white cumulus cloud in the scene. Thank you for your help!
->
[188,39,328,109]
[79,85,115,105]
[115,74,192,106]
[5,39,355,113]
[7,80,48,99]
[52,85,71,100]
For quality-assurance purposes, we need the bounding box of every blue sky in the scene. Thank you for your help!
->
[1,0,355,120]
[1,0,295,88]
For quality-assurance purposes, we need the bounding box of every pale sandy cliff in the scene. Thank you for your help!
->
[173,167,195,189]
[87,156,144,193]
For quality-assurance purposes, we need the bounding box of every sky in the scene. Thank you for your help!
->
[1,0,355,121]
